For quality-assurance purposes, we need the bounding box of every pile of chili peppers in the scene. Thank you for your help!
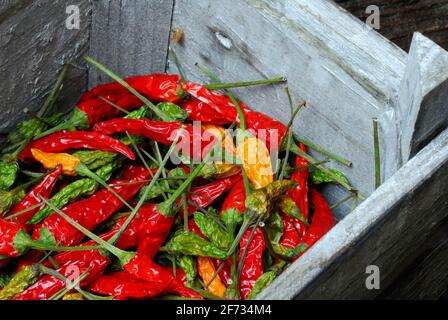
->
[0,58,354,300]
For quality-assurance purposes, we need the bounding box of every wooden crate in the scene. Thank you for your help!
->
[1,0,448,299]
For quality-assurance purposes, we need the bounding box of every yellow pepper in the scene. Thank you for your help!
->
[31,148,80,176]
[236,132,273,189]
[202,124,240,179]
[198,256,226,298]
[62,293,84,300]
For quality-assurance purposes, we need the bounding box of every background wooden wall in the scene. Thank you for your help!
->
[335,0,448,51]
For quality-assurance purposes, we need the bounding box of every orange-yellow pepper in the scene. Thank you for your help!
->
[31,148,80,176]
[198,256,226,298]
[236,131,273,189]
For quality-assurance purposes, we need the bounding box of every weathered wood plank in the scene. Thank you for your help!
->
[258,127,448,299]
[88,0,174,87]
[169,0,407,216]
[398,33,448,162]
[378,222,448,300]
[0,0,90,134]
[334,0,448,51]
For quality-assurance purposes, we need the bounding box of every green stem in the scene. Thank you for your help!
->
[204,77,286,90]
[195,63,246,130]
[98,95,131,114]
[84,56,170,122]
[169,47,187,82]
[107,128,184,245]
[38,196,133,265]
[373,118,381,189]
[38,64,69,117]
[226,216,253,257]
[75,163,135,212]
[293,134,352,167]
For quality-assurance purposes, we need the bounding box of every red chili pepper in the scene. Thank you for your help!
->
[108,175,239,258]
[6,166,62,229]
[93,119,212,162]
[0,218,26,258]
[31,165,150,247]
[300,190,335,248]
[238,227,265,300]
[77,93,143,125]
[280,145,310,248]
[87,271,170,299]
[14,249,110,300]
[219,179,246,216]
[81,74,183,103]
[19,131,135,161]
[181,98,231,125]
[180,82,287,150]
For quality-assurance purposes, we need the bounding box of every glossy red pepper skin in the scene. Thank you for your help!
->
[93,119,212,162]
[81,74,182,103]
[77,94,142,125]
[238,227,266,300]
[0,218,25,258]
[280,145,310,248]
[14,249,110,300]
[19,130,135,161]
[87,271,169,299]
[162,268,202,299]
[32,165,150,247]
[180,82,287,150]
[6,166,62,229]
[300,190,335,247]
[219,179,246,216]
[108,176,239,258]
[181,98,231,125]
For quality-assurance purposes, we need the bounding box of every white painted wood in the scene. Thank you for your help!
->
[398,32,448,163]
[168,0,407,205]
[258,127,448,299]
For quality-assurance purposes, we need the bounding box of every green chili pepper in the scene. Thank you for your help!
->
[0,273,10,289]
[154,102,188,122]
[138,167,184,201]
[163,231,227,259]
[28,159,122,224]
[245,180,297,221]
[271,242,308,258]
[0,265,40,300]
[71,150,119,171]
[247,262,286,300]
[5,113,65,146]
[220,208,243,228]
[310,167,349,186]
[279,196,308,226]
[266,211,284,243]
[0,160,18,190]
[0,187,27,216]
[193,212,232,251]
[177,255,197,283]
[124,105,149,119]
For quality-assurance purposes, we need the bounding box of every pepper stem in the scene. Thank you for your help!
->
[38,196,134,265]
[226,216,253,257]
[204,77,286,90]
[84,56,171,122]
[75,162,135,212]
[195,63,247,130]
[107,128,184,245]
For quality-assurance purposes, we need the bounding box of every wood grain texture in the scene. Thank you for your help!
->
[334,0,448,51]
[259,127,448,299]
[0,0,90,135]
[169,0,407,214]
[378,221,448,299]
[88,0,174,88]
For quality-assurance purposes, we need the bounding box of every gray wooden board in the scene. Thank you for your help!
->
[258,127,448,299]
[88,0,174,88]
[0,0,90,134]
[378,221,448,300]
[168,0,407,208]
